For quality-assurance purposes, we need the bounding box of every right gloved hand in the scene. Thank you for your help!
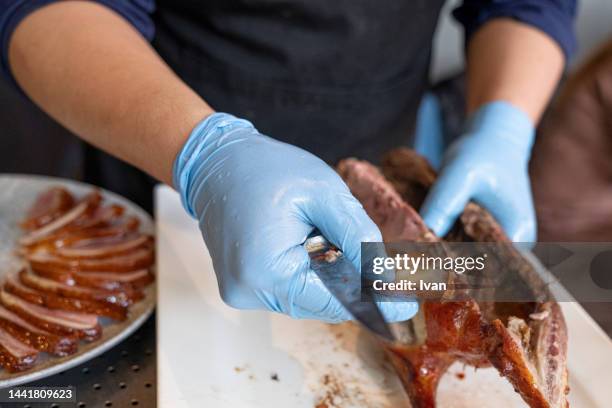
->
[173,112,418,323]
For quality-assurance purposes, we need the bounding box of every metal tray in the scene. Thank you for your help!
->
[0,174,156,388]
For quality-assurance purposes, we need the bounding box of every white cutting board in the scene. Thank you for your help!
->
[155,185,612,408]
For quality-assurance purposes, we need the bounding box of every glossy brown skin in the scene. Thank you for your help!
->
[0,296,102,342]
[31,267,154,292]
[0,312,77,356]
[45,203,126,238]
[423,301,491,367]
[54,234,153,259]
[385,300,491,408]
[5,276,127,321]
[20,187,74,231]
[0,346,37,373]
[19,270,142,308]
[19,191,103,247]
[28,246,155,274]
[22,216,141,253]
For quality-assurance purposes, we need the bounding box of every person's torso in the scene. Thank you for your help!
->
[153,0,445,163]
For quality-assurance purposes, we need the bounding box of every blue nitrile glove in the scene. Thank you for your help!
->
[420,101,537,242]
[173,113,418,323]
[413,92,444,170]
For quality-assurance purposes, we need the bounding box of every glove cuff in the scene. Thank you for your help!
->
[467,101,536,154]
[172,112,255,217]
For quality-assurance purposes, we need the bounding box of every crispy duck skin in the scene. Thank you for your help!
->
[5,273,127,321]
[0,305,77,356]
[337,149,569,408]
[32,268,154,292]
[54,234,152,259]
[0,326,38,373]
[23,231,154,291]
[20,187,75,231]
[21,215,141,254]
[26,203,128,249]
[27,246,155,273]
[0,291,101,341]
[19,269,142,308]
[0,348,37,373]
[19,191,102,247]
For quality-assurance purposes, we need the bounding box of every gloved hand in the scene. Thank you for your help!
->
[420,101,536,242]
[173,112,418,323]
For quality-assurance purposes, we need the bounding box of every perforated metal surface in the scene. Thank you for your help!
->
[0,314,156,408]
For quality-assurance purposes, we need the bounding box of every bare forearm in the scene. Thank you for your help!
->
[9,1,213,185]
[466,19,564,122]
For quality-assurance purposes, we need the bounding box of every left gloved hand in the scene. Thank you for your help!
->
[420,101,536,242]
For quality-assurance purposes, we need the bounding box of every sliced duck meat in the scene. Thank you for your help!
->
[21,215,140,254]
[0,305,77,356]
[57,203,124,234]
[19,200,89,247]
[19,269,142,307]
[2,186,156,373]
[33,268,154,291]
[20,187,74,231]
[54,234,152,259]
[0,290,101,341]
[5,274,127,321]
[19,191,102,246]
[27,246,154,273]
[0,325,38,372]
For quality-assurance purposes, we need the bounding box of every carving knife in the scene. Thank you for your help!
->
[304,230,395,342]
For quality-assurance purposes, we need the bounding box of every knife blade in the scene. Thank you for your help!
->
[304,231,395,342]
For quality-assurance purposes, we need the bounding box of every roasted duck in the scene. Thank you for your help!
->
[337,148,569,408]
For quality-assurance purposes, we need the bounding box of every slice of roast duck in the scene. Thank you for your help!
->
[0,325,38,372]
[0,290,101,341]
[52,234,152,259]
[19,191,103,247]
[32,268,153,292]
[20,213,140,254]
[20,187,75,231]
[0,305,77,356]
[337,148,569,408]
[17,269,142,308]
[5,273,127,321]
[27,247,154,274]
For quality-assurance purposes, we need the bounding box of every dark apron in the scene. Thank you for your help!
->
[152,0,444,163]
[1,0,444,211]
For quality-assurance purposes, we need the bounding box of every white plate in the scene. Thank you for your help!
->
[155,185,612,408]
[0,175,156,387]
